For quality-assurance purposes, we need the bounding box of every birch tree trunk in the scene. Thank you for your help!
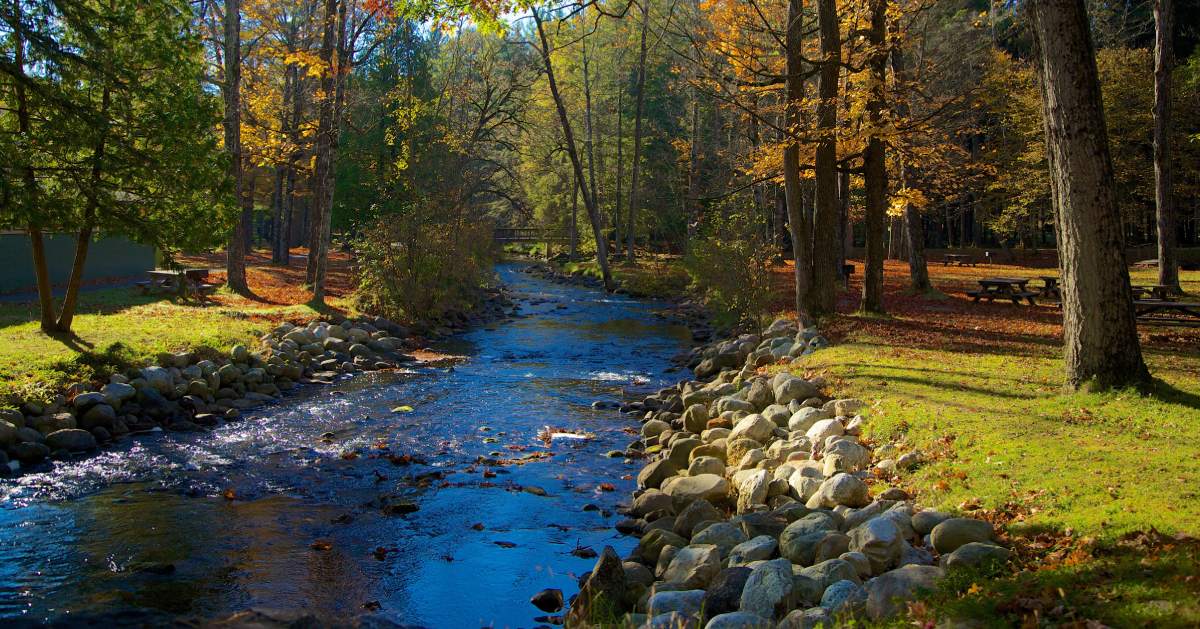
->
[1153,0,1177,289]
[1029,0,1149,389]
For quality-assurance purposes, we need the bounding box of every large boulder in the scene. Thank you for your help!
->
[820,579,867,615]
[79,403,116,430]
[638,459,680,490]
[674,499,723,538]
[794,558,860,604]
[682,404,710,433]
[941,542,1011,570]
[637,529,689,564]
[140,366,174,394]
[705,612,774,629]
[736,469,770,513]
[745,379,774,410]
[729,414,775,444]
[45,428,97,452]
[702,567,753,617]
[691,522,748,557]
[566,546,629,625]
[788,407,832,433]
[647,589,706,618]
[662,545,722,589]
[864,565,944,619]
[773,376,818,406]
[806,473,869,509]
[739,558,796,619]
[848,517,902,575]
[930,518,995,554]
[728,535,778,567]
[664,474,730,508]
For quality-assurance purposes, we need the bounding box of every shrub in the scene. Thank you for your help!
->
[684,204,775,329]
[355,202,494,324]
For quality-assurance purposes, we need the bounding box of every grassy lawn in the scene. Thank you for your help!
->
[0,248,356,406]
[769,258,1200,626]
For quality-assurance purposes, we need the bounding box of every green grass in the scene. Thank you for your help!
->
[791,340,1200,538]
[0,287,328,406]
[560,257,693,299]
[785,321,1200,626]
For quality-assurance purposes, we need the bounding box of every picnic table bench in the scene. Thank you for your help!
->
[1037,276,1060,302]
[1134,298,1200,326]
[1131,284,1175,301]
[966,277,1038,305]
[942,253,975,267]
[136,268,217,298]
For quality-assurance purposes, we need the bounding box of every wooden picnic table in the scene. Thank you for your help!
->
[1135,299,1200,326]
[967,277,1038,305]
[942,253,975,267]
[1131,284,1174,301]
[139,268,216,298]
[1037,276,1061,301]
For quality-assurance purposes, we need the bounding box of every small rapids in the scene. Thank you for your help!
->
[0,263,692,628]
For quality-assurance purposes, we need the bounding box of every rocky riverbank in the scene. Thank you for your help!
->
[563,317,1010,628]
[0,287,516,476]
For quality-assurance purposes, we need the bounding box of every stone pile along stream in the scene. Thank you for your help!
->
[565,317,1011,628]
[0,289,515,475]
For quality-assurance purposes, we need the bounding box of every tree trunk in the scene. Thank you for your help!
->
[783,0,812,324]
[1153,0,1177,290]
[1029,0,1149,389]
[307,0,342,304]
[272,66,292,265]
[13,2,56,332]
[687,86,702,249]
[582,30,599,234]
[533,10,613,291]
[838,171,850,279]
[809,0,841,315]
[57,84,112,332]
[570,177,579,260]
[613,84,623,257]
[224,0,249,295]
[860,0,888,314]
[625,0,650,264]
[890,45,930,292]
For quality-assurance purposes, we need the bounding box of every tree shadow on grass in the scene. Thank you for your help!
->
[1146,377,1200,410]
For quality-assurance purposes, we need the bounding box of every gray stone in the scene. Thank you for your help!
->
[71,392,105,410]
[805,419,843,445]
[930,518,994,554]
[941,542,1011,570]
[682,404,710,433]
[774,377,818,406]
[822,439,871,473]
[819,579,867,614]
[702,567,753,617]
[848,517,902,575]
[0,408,24,429]
[788,407,832,432]
[0,420,17,446]
[691,522,747,557]
[736,469,770,513]
[807,473,869,509]
[662,545,722,589]
[728,535,778,567]
[689,456,725,477]
[664,474,730,508]
[762,404,792,427]
[633,490,675,517]
[739,558,795,619]
[566,546,629,625]
[777,607,832,629]
[101,382,136,405]
[704,612,774,629]
[911,510,951,536]
[898,541,935,568]
[674,499,723,538]
[638,459,680,490]
[45,428,97,452]
[839,551,872,579]
[811,533,851,564]
[795,559,860,604]
[864,565,944,619]
[730,414,775,444]
[9,442,50,465]
[637,529,689,564]
[647,589,706,618]
[140,366,173,393]
[746,379,774,410]
[624,561,656,588]
[644,612,695,629]
[642,419,670,439]
[668,438,703,469]
[79,403,116,430]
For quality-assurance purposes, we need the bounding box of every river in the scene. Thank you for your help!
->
[0,263,692,628]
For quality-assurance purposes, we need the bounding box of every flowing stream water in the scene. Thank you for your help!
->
[0,263,692,628]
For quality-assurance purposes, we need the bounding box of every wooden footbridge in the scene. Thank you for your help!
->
[493,227,571,243]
